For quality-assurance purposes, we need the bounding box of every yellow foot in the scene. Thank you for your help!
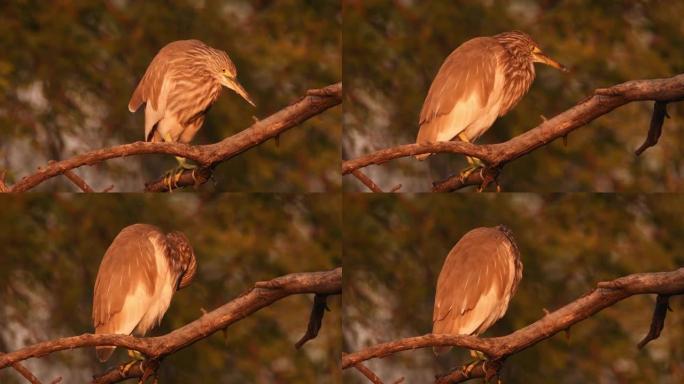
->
[458,165,483,182]
[120,359,144,376]
[460,349,488,376]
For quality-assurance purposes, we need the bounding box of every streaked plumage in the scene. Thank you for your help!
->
[92,224,197,362]
[129,39,254,145]
[416,31,566,160]
[432,225,522,355]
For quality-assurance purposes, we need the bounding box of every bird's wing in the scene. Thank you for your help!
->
[417,37,504,144]
[128,40,208,114]
[432,227,517,336]
[92,224,161,335]
[128,50,170,114]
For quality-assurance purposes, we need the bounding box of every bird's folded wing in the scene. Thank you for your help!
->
[432,228,512,335]
[92,224,160,332]
[417,37,503,143]
[128,48,174,113]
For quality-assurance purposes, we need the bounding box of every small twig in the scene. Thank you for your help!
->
[295,294,330,349]
[351,169,384,192]
[11,362,42,384]
[62,169,95,192]
[637,294,672,349]
[352,362,385,384]
[0,170,9,192]
[635,101,669,156]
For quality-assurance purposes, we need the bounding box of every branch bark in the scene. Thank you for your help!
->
[342,74,684,191]
[342,268,684,383]
[8,82,341,192]
[0,268,342,383]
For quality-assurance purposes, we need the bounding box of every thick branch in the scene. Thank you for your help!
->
[342,74,684,190]
[10,83,341,192]
[342,268,684,372]
[0,268,342,378]
[434,359,504,384]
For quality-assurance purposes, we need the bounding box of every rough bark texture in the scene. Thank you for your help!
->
[342,268,684,383]
[0,268,342,384]
[342,74,684,192]
[8,82,341,192]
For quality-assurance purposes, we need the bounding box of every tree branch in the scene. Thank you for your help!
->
[0,268,342,383]
[342,268,684,383]
[9,82,341,192]
[637,294,671,349]
[295,293,331,349]
[10,362,42,384]
[351,169,384,192]
[342,74,684,191]
[351,361,385,384]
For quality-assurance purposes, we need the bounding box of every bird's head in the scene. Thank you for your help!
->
[496,31,568,73]
[208,49,256,107]
[166,231,197,290]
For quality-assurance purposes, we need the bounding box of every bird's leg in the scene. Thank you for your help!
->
[120,349,146,375]
[159,132,197,189]
[457,133,484,180]
[461,349,488,376]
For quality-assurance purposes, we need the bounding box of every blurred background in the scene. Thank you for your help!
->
[343,194,684,383]
[0,0,341,192]
[343,0,684,192]
[0,194,341,383]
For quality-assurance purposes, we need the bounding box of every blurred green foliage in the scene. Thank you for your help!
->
[0,0,341,192]
[343,0,684,192]
[343,193,684,383]
[0,194,341,383]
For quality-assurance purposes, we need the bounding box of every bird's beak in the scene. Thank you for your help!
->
[224,76,256,107]
[533,52,569,73]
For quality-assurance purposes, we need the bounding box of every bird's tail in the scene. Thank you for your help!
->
[432,346,453,356]
[96,346,115,362]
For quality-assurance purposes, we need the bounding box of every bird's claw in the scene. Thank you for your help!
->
[458,165,483,184]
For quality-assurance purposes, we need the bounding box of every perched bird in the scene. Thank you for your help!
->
[128,39,255,170]
[92,224,197,362]
[416,31,567,172]
[432,225,522,356]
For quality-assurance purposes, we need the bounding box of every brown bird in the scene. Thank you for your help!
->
[432,225,522,356]
[416,31,567,174]
[128,39,255,170]
[92,224,197,362]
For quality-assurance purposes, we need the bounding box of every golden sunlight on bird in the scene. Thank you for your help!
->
[432,225,523,361]
[92,224,197,362]
[128,39,255,172]
[416,31,567,177]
